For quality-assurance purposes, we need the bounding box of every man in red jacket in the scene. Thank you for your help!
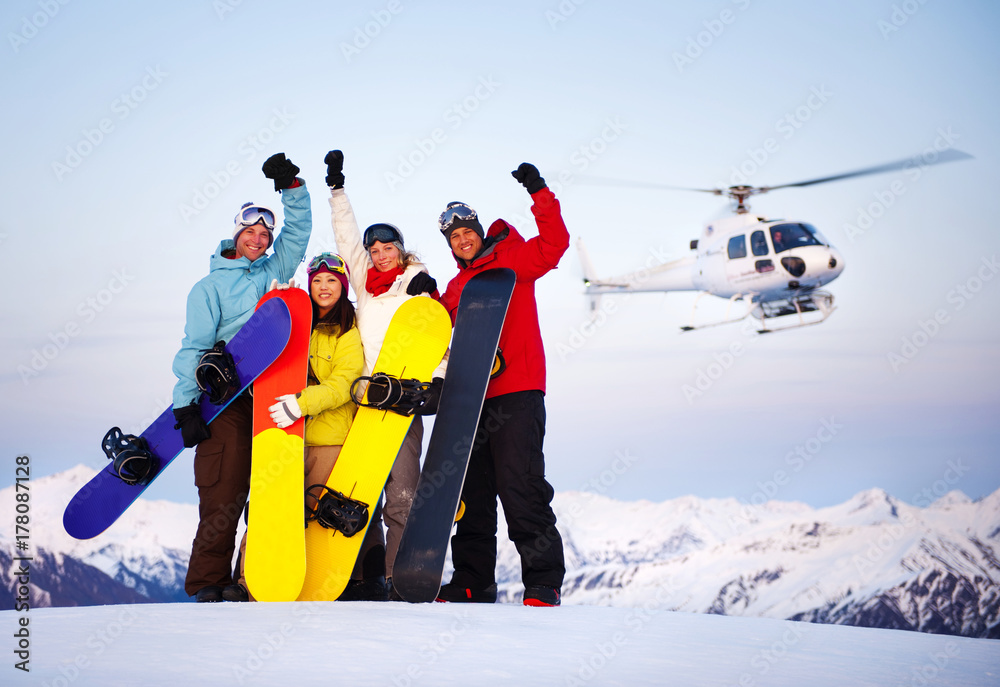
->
[436,163,568,607]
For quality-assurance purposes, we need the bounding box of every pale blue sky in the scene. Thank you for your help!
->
[2,0,998,510]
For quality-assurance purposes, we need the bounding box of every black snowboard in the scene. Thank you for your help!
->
[393,268,516,602]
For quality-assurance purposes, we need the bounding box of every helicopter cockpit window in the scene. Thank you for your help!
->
[750,230,768,256]
[769,223,823,253]
[727,235,747,260]
[805,223,830,246]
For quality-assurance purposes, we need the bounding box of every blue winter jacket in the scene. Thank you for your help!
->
[171,183,312,407]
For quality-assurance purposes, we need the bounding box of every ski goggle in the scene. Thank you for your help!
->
[234,203,276,231]
[363,223,404,249]
[307,252,349,277]
[438,202,477,233]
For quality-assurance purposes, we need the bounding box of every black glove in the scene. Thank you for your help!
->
[417,377,444,416]
[173,402,211,448]
[406,271,437,296]
[324,150,345,189]
[261,153,300,192]
[511,162,546,194]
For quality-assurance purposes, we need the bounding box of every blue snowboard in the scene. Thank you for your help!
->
[63,297,292,540]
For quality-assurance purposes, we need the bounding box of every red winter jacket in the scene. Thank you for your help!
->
[440,188,569,399]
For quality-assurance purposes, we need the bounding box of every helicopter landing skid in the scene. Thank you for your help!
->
[680,292,755,332]
[755,291,836,333]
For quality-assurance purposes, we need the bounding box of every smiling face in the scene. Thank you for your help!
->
[449,226,483,263]
[310,272,343,317]
[235,223,270,262]
[369,240,401,272]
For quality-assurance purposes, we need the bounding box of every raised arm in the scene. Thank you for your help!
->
[261,153,312,282]
[509,163,570,281]
[325,150,370,297]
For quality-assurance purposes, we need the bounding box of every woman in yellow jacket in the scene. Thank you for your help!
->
[283,253,364,499]
[232,252,369,601]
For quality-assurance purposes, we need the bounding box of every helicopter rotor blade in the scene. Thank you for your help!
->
[758,148,973,192]
[573,175,723,196]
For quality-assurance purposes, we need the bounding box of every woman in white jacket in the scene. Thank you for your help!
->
[325,150,446,601]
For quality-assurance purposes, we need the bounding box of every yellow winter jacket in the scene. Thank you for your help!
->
[295,323,364,447]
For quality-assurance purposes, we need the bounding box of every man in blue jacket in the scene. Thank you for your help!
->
[172,153,311,602]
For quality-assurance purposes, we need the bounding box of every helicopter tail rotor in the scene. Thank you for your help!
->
[577,238,605,315]
[577,238,600,286]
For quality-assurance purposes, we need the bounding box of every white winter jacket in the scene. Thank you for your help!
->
[329,188,448,379]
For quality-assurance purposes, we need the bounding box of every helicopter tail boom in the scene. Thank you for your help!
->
[577,238,697,295]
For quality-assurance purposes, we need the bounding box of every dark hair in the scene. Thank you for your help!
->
[311,291,356,336]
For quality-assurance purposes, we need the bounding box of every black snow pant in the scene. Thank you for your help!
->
[450,390,565,590]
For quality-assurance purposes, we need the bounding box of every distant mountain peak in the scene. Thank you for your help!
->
[929,490,972,509]
[842,487,901,519]
[45,463,98,487]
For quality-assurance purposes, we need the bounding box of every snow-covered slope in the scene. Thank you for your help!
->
[7,602,999,687]
[9,467,1000,638]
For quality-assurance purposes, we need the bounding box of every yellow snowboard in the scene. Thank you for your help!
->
[297,296,451,601]
[245,289,311,601]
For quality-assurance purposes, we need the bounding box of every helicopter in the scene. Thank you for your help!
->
[576,148,972,333]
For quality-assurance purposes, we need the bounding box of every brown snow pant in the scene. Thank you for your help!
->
[184,392,252,597]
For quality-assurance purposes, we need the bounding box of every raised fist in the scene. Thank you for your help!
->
[511,162,546,194]
[324,150,345,189]
[262,153,300,192]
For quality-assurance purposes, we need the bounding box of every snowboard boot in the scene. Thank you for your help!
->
[195,586,224,603]
[223,584,250,602]
[523,585,561,607]
[338,576,387,601]
[436,582,498,603]
[385,577,404,602]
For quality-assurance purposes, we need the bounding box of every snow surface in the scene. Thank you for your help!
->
[8,601,998,686]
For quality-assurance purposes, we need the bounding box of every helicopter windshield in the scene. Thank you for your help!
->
[769,223,824,253]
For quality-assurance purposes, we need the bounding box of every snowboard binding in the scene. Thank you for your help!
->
[196,340,240,405]
[305,484,370,536]
[102,427,158,486]
[351,372,432,416]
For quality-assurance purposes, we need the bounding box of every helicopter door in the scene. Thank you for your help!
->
[750,230,774,273]
[725,234,755,286]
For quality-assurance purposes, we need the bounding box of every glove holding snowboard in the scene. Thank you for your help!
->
[406,271,437,296]
[416,377,445,416]
[268,278,297,292]
[269,394,303,429]
[173,402,211,448]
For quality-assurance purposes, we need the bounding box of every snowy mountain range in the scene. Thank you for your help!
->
[4,466,998,639]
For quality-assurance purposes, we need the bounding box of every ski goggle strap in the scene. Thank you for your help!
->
[308,252,349,276]
[363,223,404,249]
[234,203,276,231]
[438,203,477,233]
